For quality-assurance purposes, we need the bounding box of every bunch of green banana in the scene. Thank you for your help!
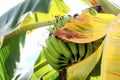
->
[43,15,104,71]
[44,27,104,71]
[44,35,71,71]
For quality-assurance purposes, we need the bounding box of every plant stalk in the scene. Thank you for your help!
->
[4,19,56,39]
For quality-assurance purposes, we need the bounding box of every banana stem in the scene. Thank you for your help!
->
[74,56,78,62]
[4,19,56,39]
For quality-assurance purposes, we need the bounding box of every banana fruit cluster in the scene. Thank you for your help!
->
[43,14,104,71]
[44,28,104,71]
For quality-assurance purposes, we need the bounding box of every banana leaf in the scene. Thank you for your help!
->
[87,59,101,80]
[0,0,51,46]
[0,0,70,79]
[101,15,120,80]
[0,0,51,79]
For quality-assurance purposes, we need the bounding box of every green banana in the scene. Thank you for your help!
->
[78,43,85,61]
[44,47,60,64]
[58,39,72,59]
[93,38,103,48]
[45,38,61,59]
[70,57,77,65]
[96,0,120,15]
[92,43,98,52]
[92,38,103,53]
[49,35,69,60]
[67,42,78,62]
[49,35,62,54]
[43,47,59,70]
[85,42,93,58]
[48,60,66,71]
[43,47,67,70]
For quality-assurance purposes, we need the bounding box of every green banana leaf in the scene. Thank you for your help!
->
[0,0,51,79]
[0,32,27,80]
[0,0,51,46]
[0,0,70,79]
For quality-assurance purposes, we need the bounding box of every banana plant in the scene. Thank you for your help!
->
[0,0,120,80]
[31,0,120,80]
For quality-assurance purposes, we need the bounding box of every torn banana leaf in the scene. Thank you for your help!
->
[67,40,104,80]
[101,15,120,80]
[55,13,115,43]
